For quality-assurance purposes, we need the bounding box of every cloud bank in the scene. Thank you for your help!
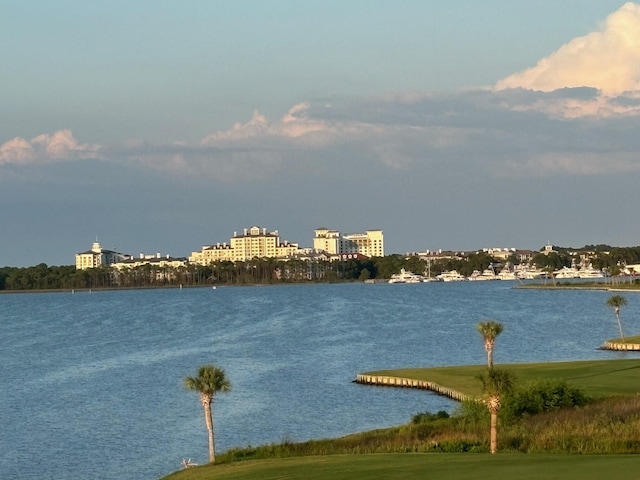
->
[0,130,100,165]
[496,2,640,95]
[3,3,640,182]
[494,2,640,117]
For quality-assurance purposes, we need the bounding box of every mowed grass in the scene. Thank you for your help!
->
[162,359,640,479]
[163,453,640,480]
[367,358,640,398]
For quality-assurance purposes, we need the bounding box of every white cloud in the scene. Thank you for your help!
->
[8,89,640,182]
[0,129,100,165]
[113,89,640,181]
[496,2,640,95]
[0,137,35,164]
[201,103,336,146]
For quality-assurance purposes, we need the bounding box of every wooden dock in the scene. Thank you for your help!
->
[354,373,472,402]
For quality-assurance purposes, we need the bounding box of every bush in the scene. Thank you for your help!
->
[411,410,450,424]
[502,379,589,422]
[453,400,489,429]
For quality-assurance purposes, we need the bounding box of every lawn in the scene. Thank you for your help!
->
[162,453,640,480]
[162,359,640,479]
[366,358,640,398]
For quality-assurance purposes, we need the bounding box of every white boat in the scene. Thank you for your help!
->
[577,266,604,279]
[498,270,518,281]
[516,268,550,280]
[469,267,499,281]
[554,266,580,279]
[388,268,424,284]
[436,270,467,282]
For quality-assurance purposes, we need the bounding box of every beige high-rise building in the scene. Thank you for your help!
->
[313,228,384,258]
[75,241,130,270]
[313,228,341,254]
[189,226,301,265]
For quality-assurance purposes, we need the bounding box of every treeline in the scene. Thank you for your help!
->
[3,246,640,291]
[530,245,640,271]
[0,258,378,291]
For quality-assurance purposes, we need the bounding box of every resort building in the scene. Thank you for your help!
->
[75,241,131,270]
[111,253,187,271]
[313,228,384,258]
[189,226,302,265]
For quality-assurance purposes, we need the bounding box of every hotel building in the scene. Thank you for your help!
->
[189,226,302,265]
[313,228,384,258]
[75,241,130,270]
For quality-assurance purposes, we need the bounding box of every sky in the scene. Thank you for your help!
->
[2,1,640,267]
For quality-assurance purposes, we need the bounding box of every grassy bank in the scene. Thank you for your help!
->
[162,359,640,479]
[515,281,640,291]
[163,453,640,480]
[366,358,640,398]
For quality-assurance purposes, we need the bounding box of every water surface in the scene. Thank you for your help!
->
[0,282,636,479]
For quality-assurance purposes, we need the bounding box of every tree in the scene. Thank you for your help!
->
[606,295,627,342]
[477,368,515,454]
[476,321,504,368]
[184,365,231,463]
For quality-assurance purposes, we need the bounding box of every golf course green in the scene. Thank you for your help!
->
[162,358,640,479]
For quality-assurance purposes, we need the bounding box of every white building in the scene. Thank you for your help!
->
[75,241,130,270]
[313,228,384,258]
[189,226,302,265]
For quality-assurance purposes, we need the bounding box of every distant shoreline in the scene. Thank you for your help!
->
[515,282,640,292]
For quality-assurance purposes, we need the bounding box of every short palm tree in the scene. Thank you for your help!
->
[184,364,231,463]
[477,368,515,454]
[606,295,627,342]
[476,321,504,368]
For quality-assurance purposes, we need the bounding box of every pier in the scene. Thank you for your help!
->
[354,374,471,402]
[600,341,640,351]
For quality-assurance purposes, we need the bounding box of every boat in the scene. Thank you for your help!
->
[516,267,550,280]
[388,268,424,284]
[469,266,499,281]
[553,266,580,279]
[577,266,604,279]
[436,270,467,282]
[498,269,517,281]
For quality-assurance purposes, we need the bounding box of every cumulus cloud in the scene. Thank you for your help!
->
[201,102,336,146]
[8,88,640,182]
[0,129,100,165]
[493,2,640,118]
[8,3,640,182]
[114,88,640,182]
[496,2,640,95]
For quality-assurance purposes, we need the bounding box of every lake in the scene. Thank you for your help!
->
[0,281,637,479]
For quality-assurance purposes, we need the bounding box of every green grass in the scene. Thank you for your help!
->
[162,359,640,479]
[607,335,640,344]
[162,453,640,480]
[366,358,640,398]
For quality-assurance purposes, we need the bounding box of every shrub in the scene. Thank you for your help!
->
[502,379,589,422]
[411,410,450,424]
[453,400,489,429]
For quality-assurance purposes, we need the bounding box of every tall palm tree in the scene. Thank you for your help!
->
[606,295,627,342]
[184,365,231,463]
[476,321,504,368]
[477,368,515,454]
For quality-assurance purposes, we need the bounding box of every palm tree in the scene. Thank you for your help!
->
[184,365,231,463]
[477,368,515,454]
[476,321,504,368]
[606,295,627,342]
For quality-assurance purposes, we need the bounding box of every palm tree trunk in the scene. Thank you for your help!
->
[490,410,498,454]
[616,313,625,342]
[487,348,493,369]
[201,395,215,463]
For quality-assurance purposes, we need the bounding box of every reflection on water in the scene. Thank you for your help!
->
[0,282,636,479]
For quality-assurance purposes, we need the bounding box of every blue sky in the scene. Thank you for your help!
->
[2,1,639,266]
